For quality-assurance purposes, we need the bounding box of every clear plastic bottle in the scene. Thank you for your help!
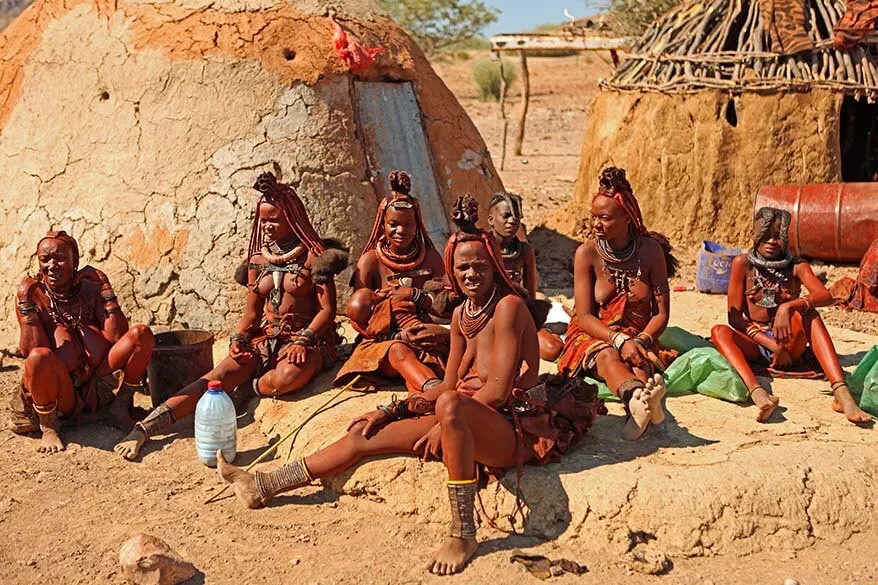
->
[194,380,237,467]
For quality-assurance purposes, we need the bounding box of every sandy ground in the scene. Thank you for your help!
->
[0,52,876,584]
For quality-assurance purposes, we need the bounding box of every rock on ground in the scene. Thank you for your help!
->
[119,533,198,585]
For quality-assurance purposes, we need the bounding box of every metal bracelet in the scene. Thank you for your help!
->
[611,332,631,351]
[230,333,250,346]
[16,301,37,314]
[299,328,315,339]
[377,405,398,420]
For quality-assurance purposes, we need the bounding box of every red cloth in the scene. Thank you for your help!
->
[830,238,878,312]
[330,15,384,73]
[558,292,677,377]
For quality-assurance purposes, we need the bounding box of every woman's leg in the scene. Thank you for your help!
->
[802,312,871,423]
[710,324,779,422]
[379,342,438,394]
[256,349,323,397]
[217,415,438,507]
[594,349,652,440]
[100,324,155,430]
[23,347,76,453]
[537,329,564,362]
[114,356,258,460]
[428,391,525,575]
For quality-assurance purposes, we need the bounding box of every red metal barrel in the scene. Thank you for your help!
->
[755,183,878,263]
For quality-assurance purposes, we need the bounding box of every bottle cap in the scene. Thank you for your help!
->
[207,380,223,391]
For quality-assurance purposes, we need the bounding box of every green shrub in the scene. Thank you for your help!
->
[471,60,516,101]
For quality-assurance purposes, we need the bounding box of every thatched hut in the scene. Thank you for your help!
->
[562,0,878,248]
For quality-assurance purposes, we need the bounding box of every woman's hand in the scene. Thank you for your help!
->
[413,423,442,461]
[771,346,793,369]
[229,339,254,363]
[619,338,649,368]
[287,344,308,365]
[399,323,443,352]
[347,409,391,438]
[772,304,792,343]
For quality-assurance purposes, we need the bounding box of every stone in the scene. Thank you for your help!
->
[119,533,198,585]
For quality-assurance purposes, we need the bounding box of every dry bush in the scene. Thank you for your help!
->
[471,59,516,101]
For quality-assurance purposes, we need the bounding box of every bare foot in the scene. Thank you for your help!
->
[623,388,651,441]
[113,428,146,461]
[37,428,65,453]
[645,374,667,425]
[427,537,478,575]
[750,387,779,422]
[217,450,263,509]
[831,385,872,424]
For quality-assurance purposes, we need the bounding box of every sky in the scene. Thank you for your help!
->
[483,0,600,37]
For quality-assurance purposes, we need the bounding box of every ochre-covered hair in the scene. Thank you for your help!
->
[360,170,436,256]
[37,230,80,273]
[488,191,524,220]
[248,171,327,260]
[593,167,679,277]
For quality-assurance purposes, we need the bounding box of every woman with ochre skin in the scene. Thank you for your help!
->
[217,195,601,576]
[336,170,450,394]
[486,191,564,362]
[711,207,872,424]
[13,231,154,453]
[114,172,347,460]
[558,167,679,441]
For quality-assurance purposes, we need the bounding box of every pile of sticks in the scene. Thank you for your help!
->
[604,0,878,99]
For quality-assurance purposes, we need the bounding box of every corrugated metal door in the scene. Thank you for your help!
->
[354,81,450,248]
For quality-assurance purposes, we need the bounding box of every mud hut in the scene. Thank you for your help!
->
[0,0,502,347]
[562,0,878,248]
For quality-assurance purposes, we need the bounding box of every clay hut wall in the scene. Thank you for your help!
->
[0,0,503,348]
[560,90,842,248]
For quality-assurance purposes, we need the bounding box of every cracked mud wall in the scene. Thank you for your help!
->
[0,0,502,348]
[558,90,841,248]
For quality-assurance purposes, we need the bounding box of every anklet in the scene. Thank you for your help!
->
[447,479,478,539]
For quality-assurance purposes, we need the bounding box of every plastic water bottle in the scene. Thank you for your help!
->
[194,380,237,467]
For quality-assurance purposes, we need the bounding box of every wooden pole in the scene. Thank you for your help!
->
[498,52,509,171]
[514,50,530,157]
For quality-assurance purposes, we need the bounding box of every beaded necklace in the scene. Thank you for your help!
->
[459,285,499,339]
[596,236,641,296]
[376,236,425,272]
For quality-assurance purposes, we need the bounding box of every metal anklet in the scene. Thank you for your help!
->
[255,458,313,502]
[447,479,479,539]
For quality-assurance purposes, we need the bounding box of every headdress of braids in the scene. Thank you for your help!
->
[37,230,80,274]
[246,172,349,284]
[360,170,436,271]
[748,207,803,271]
[248,171,327,260]
[442,195,551,330]
[593,167,679,277]
[488,191,524,221]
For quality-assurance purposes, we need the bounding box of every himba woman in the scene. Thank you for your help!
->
[487,191,564,362]
[114,172,348,460]
[558,167,679,440]
[217,195,602,576]
[12,231,155,453]
[710,207,871,424]
[334,170,450,394]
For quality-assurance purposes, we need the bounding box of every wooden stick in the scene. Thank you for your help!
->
[514,50,529,157]
[203,375,362,505]
[498,53,509,171]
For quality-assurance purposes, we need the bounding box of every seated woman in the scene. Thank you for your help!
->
[334,170,450,394]
[558,168,678,441]
[487,191,564,361]
[711,207,871,424]
[114,172,348,460]
[217,196,602,576]
[12,231,155,453]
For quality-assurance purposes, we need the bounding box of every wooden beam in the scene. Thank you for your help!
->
[490,33,633,53]
[498,53,509,171]
[514,50,529,157]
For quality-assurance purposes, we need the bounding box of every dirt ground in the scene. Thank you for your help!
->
[0,52,876,585]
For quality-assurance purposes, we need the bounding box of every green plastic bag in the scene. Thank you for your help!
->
[662,347,750,402]
[658,326,713,354]
[847,345,878,417]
